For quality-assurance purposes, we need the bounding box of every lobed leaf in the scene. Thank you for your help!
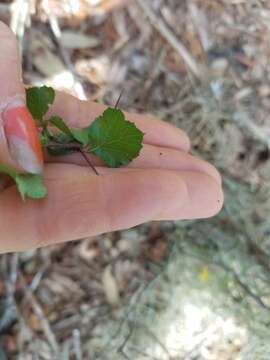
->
[16,174,48,200]
[0,165,47,201]
[48,115,74,139]
[26,86,55,120]
[86,108,144,167]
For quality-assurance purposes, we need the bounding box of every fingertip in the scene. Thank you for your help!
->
[194,158,222,186]
[200,177,224,218]
[157,171,224,220]
[186,172,224,218]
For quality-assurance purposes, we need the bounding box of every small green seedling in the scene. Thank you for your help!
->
[0,86,144,200]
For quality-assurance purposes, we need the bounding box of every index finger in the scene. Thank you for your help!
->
[0,164,223,253]
[47,90,191,152]
[0,165,188,252]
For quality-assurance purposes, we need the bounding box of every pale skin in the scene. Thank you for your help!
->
[0,21,224,253]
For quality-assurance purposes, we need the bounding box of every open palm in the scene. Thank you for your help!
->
[0,22,223,253]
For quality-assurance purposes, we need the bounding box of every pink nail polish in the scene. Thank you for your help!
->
[2,100,43,174]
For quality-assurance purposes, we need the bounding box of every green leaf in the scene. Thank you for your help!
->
[87,108,144,167]
[26,86,55,120]
[0,164,47,200]
[48,115,74,139]
[71,128,89,145]
[39,133,48,146]
[16,174,48,200]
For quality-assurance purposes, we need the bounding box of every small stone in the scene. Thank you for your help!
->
[258,84,270,97]
[211,58,229,74]
[234,87,253,101]
[130,50,149,76]
[117,239,130,253]
[110,248,119,258]
[102,266,120,306]
[117,230,143,256]
[119,229,139,241]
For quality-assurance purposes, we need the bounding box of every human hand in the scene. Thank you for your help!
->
[0,21,223,253]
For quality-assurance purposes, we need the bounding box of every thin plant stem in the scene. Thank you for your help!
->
[78,149,99,176]
[115,90,124,109]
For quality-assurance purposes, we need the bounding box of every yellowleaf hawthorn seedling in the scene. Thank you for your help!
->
[0,86,144,200]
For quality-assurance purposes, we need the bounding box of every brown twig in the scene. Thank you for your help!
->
[233,111,270,149]
[135,0,202,78]
[42,0,87,100]
[73,329,82,360]
[10,0,30,58]
[20,274,60,354]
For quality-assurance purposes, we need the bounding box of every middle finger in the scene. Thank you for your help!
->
[46,90,191,152]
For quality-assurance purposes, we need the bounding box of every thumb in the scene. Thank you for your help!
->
[0,21,43,174]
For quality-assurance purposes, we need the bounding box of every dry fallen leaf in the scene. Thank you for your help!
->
[28,31,65,77]
[102,265,120,306]
[33,49,66,77]
[61,31,100,49]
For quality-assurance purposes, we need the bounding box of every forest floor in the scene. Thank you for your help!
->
[1,0,270,359]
